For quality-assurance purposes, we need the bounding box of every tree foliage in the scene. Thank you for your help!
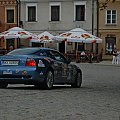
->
[99,0,116,10]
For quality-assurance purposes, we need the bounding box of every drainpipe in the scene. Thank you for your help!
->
[16,0,21,48]
[16,0,18,27]
[16,0,20,27]
[96,0,99,54]
[92,0,94,35]
[18,0,21,27]
[91,0,94,52]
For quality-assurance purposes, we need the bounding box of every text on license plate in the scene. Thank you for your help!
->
[2,60,19,65]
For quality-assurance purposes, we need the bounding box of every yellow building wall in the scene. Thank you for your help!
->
[99,0,120,59]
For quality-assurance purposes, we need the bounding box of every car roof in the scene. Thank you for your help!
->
[15,47,54,50]
[15,47,59,52]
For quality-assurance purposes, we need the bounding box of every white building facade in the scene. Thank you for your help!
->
[20,0,97,53]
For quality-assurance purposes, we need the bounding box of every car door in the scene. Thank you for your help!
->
[46,50,62,83]
[51,51,68,83]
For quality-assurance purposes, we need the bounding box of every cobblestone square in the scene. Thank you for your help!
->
[0,63,120,120]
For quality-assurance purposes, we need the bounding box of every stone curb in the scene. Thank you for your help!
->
[93,62,120,67]
[72,61,120,67]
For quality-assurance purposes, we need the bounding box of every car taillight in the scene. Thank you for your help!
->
[25,58,36,67]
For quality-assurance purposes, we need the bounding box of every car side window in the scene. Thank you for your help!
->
[47,50,67,62]
[47,50,56,60]
[53,51,66,62]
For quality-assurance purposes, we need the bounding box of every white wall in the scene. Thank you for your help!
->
[20,0,96,35]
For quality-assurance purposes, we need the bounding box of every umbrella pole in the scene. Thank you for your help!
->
[57,43,59,51]
[4,39,6,49]
[65,41,67,54]
[76,42,78,62]
[15,38,20,48]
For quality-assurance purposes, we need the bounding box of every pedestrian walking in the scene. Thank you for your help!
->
[112,48,118,64]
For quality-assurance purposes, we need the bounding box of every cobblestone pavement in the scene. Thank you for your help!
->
[0,63,120,120]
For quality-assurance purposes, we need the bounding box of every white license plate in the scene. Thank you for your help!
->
[2,61,19,65]
[3,70,12,74]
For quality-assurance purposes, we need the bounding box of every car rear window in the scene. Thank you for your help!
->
[7,48,40,55]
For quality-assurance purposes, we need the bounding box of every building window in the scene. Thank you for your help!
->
[7,9,14,23]
[51,6,59,21]
[26,3,37,22]
[28,6,36,22]
[74,1,86,21]
[106,10,117,24]
[76,5,85,21]
[49,2,61,21]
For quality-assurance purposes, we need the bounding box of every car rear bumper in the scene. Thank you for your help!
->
[0,67,45,84]
[0,75,45,84]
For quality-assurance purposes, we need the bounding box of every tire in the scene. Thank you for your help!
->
[71,71,82,88]
[43,70,54,90]
[0,83,8,88]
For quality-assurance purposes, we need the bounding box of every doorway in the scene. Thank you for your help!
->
[59,41,65,54]
[105,37,116,55]
[6,39,15,50]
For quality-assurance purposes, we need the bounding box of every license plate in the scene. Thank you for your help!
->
[3,70,12,74]
[2,60,19,65]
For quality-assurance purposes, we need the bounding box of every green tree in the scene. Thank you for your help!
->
[99,0,116,10]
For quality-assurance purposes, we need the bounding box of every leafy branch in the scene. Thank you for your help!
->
[98,0,116,10]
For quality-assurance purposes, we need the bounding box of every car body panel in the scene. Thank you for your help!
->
[0,47,82,86]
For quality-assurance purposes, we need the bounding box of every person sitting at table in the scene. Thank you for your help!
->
[80,51,86,62]
[8,45,14,52]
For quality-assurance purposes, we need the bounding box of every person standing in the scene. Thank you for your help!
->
[80,51,86,62]
[117,50,120,64]
[112,48,118,64]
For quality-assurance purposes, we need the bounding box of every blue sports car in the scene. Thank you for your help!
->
[0,48,82,89]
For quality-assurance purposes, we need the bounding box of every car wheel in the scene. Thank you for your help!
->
[43,70,54,90]
[0,83,8,88]
[71,71,82,88]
